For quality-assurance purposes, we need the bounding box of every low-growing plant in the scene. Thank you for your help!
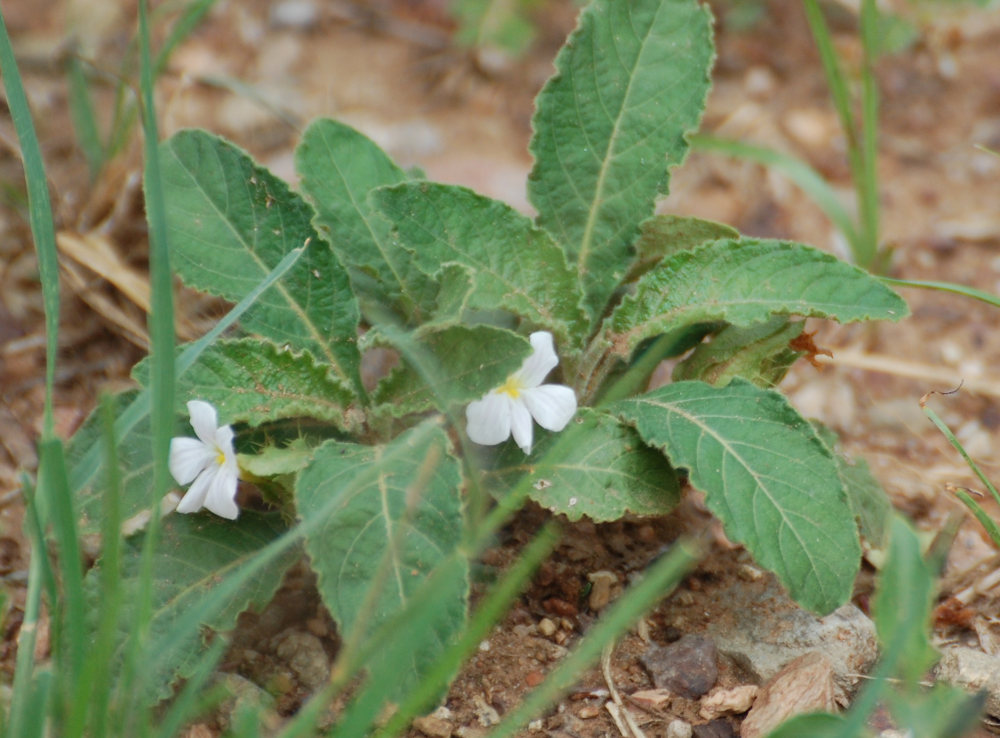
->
[12,0,920,731]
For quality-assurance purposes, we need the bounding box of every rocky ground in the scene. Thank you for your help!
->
[3,1,1000,736]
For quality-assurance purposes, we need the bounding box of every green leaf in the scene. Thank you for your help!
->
[89,511,297,701]
[672,317,804,387]
[161,129,363,393]
[629,214,739,280]
[527,0,714,319]
[606,238,909,360]
[486,408,679,521]
[67,391,154,535]
[872,516,938,684]
[814,424,891,547]
[612,379,860,614]
[371,324,531,416]
[295,118,437,321]
[133,338,361,432]
[373,182,586,345]
[295,421,466,699]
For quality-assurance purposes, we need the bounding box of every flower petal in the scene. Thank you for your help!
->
[169,437,215,485]
[509,399,534,454]
[515,331,559,388]
[203,463,239,520]
[187,400,220,445]
[176,468,212,514]
[466,392,513,446]
[214,424,237,461]
[521,384,577,432]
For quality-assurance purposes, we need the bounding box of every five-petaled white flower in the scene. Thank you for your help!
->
[465,331,577,455]
[169,400,240,520]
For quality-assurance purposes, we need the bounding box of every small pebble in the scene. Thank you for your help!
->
[578,704,602,719]
[538,618,557,637]
[588,570,619,611]
[640,634,719,699]
[666,719,693,738]
[699,684,758,718]
[412,715,453,738]
[269,0,318,30]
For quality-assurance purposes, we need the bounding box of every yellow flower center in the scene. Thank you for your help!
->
[215,447,227,466]
[498,375,523,398]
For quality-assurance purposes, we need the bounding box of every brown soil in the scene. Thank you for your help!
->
[3,1,1000,736]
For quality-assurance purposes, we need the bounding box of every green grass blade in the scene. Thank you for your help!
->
[0,4,59,438]
[153,639,228,738]
[922,402,1000,510]
[374,524,561,737]
[69,397,126,738]
[67,244,305,494]
[803,0,880,268]
[37,440,87,719]
[690,134,861,253]
[120,4,174,732]
[880,276,1000,310]
[858,0,882,269]
[154,0,218,77]
[66,56,105,178]
[6,484,52,738]
[953,488,1000,548]
[489,539,700,737]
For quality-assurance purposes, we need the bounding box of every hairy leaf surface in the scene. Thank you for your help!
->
[607,238,908,359]
[487,408,679,521]
[372,324,531,415]
[161,129,363,392]
[295,119,437,320]
[134,338,360,431]
[528,0,714,319]
[374,182,586,345]
[86,512,296,700]
[295,421,466,699]
[613,379,860,613]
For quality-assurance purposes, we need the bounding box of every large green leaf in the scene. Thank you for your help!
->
[88,511,297,701]
[486,408,679,521]
[629,214,740,281]
[527,0,714,319]
[814,424,891,547]
[67,391,154,534]
[373,182,586,345]
[161,129,363,393]
[133,338,361,432]
[613,379,860,614]
[371,324,531,416]
[872,516,939,683]
[295,119,437,321]
[606,238,909,360]
[295,421,466,699]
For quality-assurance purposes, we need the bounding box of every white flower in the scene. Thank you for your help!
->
[168,400,240,520]
[466,331,577,454]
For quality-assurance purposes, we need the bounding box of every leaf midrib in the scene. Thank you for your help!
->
[170,142,346,381]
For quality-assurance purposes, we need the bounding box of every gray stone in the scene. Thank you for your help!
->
[640,634,718,699]
[667,719,694,738]
[935,645,1000,717]
[700,577,877,691]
